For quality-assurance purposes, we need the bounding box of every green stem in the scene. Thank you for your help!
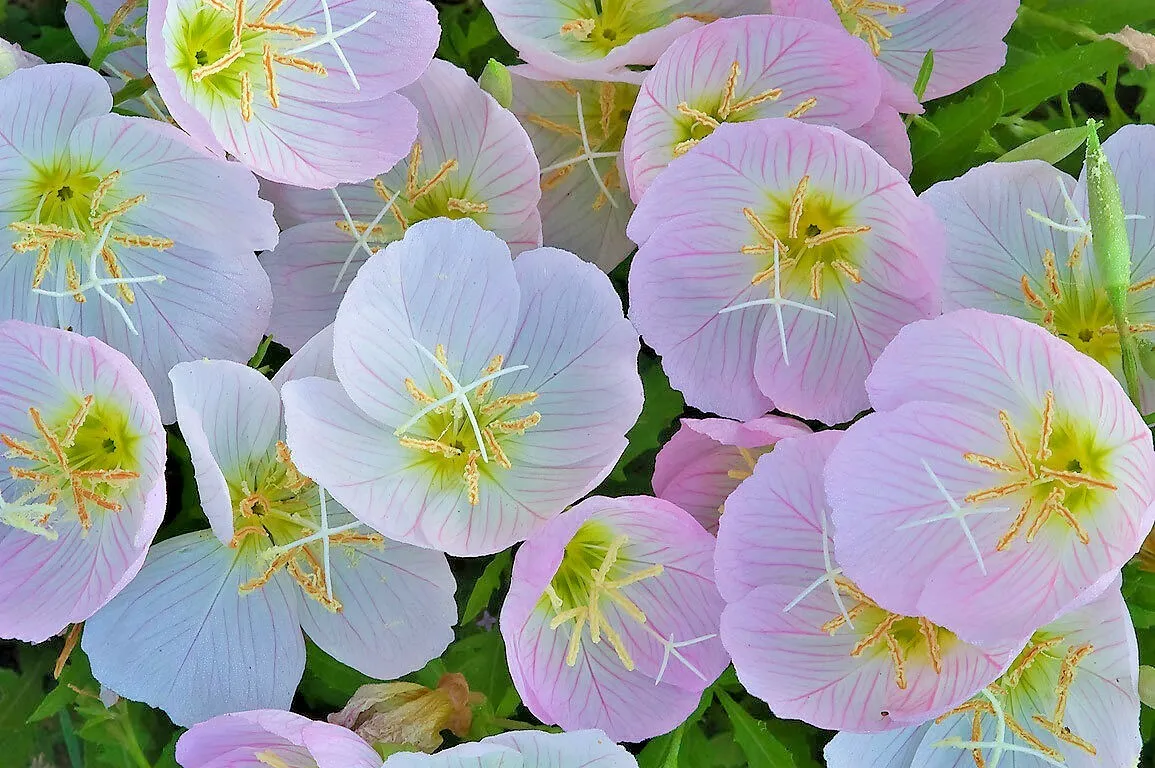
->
[1112,295,1144,407]
[116,710,152,768]
[58,710,83,768]
[1104,67,1126,129]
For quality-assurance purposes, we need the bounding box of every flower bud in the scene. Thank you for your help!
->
[479,59,513,109]
[328,673,480,753]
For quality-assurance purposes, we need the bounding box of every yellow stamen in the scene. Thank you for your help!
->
[398,436,462,458]
[788,175,809,239]
[191,44,244,82]
[805,225,872,248]
[526,114,581,137]
[464,451,480,505]
[785,97,819,119]
[559,18,595,40]
[718,62,741,120]
[263,43,280,108]
[240,71,253,122]
[676,102,719,129]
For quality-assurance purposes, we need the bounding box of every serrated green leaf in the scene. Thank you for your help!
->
[462,550,512,624]
[716,690,796,768]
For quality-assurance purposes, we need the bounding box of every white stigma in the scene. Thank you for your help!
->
[931,689,1065,768]
[33,223,166,336]
[283,0,376,90]
[329,186,402,291]
[782,506,853,627]
[896,459,1003,576]
[397,338,528,463]
[650,628,717,686]
[717,240,834,366]
[571,91,619,209]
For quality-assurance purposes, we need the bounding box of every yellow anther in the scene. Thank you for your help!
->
[229,524,267,548]
[404,377,436,405]
[832,259,863,284]
[232,0,246,40]
[917,616,943,674]
[526,114,582,138]
[674,12,719,22]
[90,171,121,217]
[1041,249,1062,300]
[446,198,488,214]
[788,175,810,239]
[592,166,620,211]
[373,180,409,230]
[599,82,616,138]
[65,261,85,302]
[255,750,292,768]
[239,549,294,593]
[90,194,146,231]
[240,71,253,121]
[1021,275,1047,310]
[270,51,326,75]
[672,138,699,157]
[806,225,872,248]
[491,412,541,435]
[480,392,539,417]
[399,436,462,459]
[1130,275,1155,293]
[809,261,825,300]
[405,143,458,201]
[464,451,480,505]
[263,43,280,108]
[252,0,281,24]
[10,222,84,242]
[718,61,741,120]
[191,44,245,82]
[559,18,595,40]
[111,233,175,250]
[834,0,906,56]
[473,355,504,401]
[676,102,719,129]
[785,97,819,119]
[31,245,50,289]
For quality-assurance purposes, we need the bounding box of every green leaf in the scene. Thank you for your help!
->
[297,640,375,710]
[442,631,520,718]
[607,357,683,484]
[461,549,512,624]
[989,40,1127,115]
[716,690,796,768]
[912,49,935,101]
[0,645,54,766]
[638,690,713,768]
[911,86,1004,191]
[997,126,1088,163]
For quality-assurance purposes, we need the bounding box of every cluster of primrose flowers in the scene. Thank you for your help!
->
[2,0,1154,767]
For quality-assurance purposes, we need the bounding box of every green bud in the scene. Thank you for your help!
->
[478,59,513,110]
[1140,665,1155,709]
[1085,119,1142,406]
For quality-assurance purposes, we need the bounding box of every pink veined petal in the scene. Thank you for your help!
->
[253,0,438,103]
[82,530,306,726]
[0,64,111,162]
[484,729,636,766]
[379,742,522,767]
[826,397,1155,649]
[721,580,1013,732]
[332,217,520,429]
[296,506,458,679]
[176,710,316,768]
[264,221,366,352]
[880,0,1018,100]
[272,324,337,389]
[922,160,1077,316]
[0,322,165,642]
[208,90,420,189]
[302,721,383,768]
[501,496,728,743]
[713,431,841,603]
[629,215,776,420]
[622,14,882,200]
[822,726,930,768]
[170,360,283,546]
[846,104,913,177]
[280,377,469,553]
[653,415,810,534]
[509,73,637,271]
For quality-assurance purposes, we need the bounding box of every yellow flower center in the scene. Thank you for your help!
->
[832,0,907,56]
[963,391,1116,550]
[674,61,819,158]
[0,395,141,534]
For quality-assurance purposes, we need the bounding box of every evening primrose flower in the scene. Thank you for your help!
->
[0,63,277,421]
[281,217,642,556]
[148,0,439,186]
[826,309,1155,649]
[177,709,384,768]
[628,118,943,424]
[622,14,892,201]
[0,320,165,643]
[481,0,770,82]
[260,59,542,350]
[64,0,170,120]
[652,415,810,534]
[772,0,1020,105]
[383,730,639,767]
[923,127,1155,412]
[501,495,729,742]
[83,358,457,726]
[716,432,1016,731]
[509,72,637,271]
[825,587,1140,768]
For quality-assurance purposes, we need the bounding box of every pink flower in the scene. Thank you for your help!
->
[652,415,810,533]
[0,64,277,420]
[83,354,456,725]
[825,586,1140,768]
[715,431,1016,731]
[628,118,942,424]
[501,495,728,742]
[148,0,439,187]
[771,0,1019,105]
[281,217,642,555]
[509,73,636,271]
[622,14,902,201]
[260,59,542,350]
[481,0,771,82]
[922,126,1155,413]
[382,730,638,767]
[826,309,1155,648]
[0,321,165,642]
[176,710,382,768]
